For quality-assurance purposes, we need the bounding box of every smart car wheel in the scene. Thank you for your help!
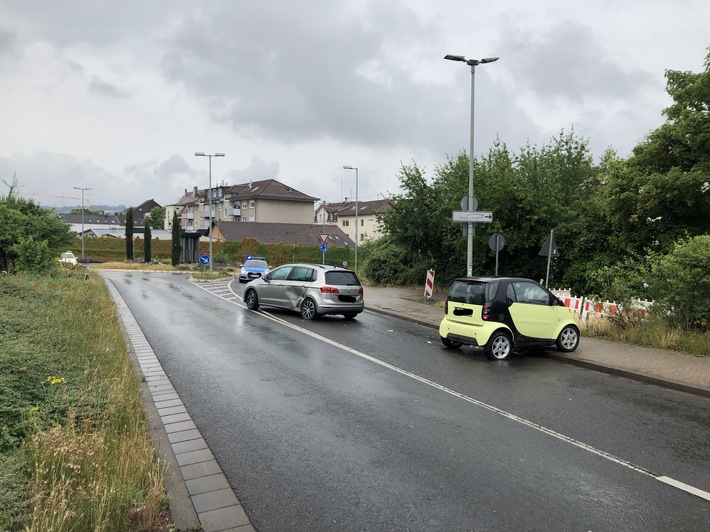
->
[244,289,259,311]
[485,331,512,360]
[300,298,317,320]
[441,337,462,349]
[556,325,580,352]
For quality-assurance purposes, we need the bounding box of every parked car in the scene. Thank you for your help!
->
[59,251,78,266]
[243,263,364,319]
[238,256,270,283]
[439,276,579,360]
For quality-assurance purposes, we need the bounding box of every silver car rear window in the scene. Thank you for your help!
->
[325,271,360,286]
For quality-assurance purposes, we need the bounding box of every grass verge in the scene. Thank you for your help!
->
[0,270,170,530]
[578,314,709,357]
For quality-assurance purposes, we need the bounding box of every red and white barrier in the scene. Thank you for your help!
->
[424,269,435,299]
[552,289,652,320]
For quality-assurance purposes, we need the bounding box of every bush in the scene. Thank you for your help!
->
[363,241,409,285]
[648,235,710,331]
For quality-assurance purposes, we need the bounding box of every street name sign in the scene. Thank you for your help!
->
[452,211,493,223]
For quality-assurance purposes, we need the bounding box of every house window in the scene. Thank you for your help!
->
[342,220,349,227]
[249,200,255,208]
[242,201,248,209]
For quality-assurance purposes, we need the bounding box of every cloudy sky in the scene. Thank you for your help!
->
[1,1,708,211]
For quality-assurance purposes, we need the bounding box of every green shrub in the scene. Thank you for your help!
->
[648,235,710,331]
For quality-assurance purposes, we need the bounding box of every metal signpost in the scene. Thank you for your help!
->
[319,233,329,264]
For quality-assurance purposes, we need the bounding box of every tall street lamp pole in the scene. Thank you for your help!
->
[444,54,498,277]
[73,186,91,260]
[342,165,359,274]
[195,152,225,272]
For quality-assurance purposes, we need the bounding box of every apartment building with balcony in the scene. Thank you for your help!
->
[165,179,319,237]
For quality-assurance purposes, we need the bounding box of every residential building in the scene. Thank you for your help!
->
[165,179,319,235]
[314,198,390,243]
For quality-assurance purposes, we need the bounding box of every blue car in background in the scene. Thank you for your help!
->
[238,256,270,283]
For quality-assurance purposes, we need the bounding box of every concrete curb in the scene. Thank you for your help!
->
[103,276,256,532]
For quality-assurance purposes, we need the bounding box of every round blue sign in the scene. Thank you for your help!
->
[199,254,210,265]
[320,243,328,252]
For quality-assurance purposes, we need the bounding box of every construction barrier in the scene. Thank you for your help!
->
[424,269,435,299]
[551,289,651,320]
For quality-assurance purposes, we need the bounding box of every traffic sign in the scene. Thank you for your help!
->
[318,233,329,244]
[488,233,505,251]
[199,254,210,265]
[320,243,328,252]
[452,211,493,223]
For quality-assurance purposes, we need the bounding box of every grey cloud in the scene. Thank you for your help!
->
[0,0,175,47]
[498,21,657,103]
[160,1,471,155]
[89,77,129,98]
[229,156,280,183]
[0,27,18,57]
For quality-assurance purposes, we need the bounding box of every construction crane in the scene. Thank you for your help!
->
[21,192,91,205]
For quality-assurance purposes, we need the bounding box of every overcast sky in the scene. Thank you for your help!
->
[1,0,708,210]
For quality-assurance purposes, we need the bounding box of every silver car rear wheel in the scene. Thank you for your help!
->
[300,298,317,320]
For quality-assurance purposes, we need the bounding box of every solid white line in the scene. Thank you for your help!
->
[196,279,709,502]
[657,476,710,502]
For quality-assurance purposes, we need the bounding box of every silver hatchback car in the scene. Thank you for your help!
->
[243,263,364,319]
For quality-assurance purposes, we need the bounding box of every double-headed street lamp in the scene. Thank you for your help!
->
[73,186,91,260]
[194,152,225,271]
[444,54,499,277]
[342,165,359,274]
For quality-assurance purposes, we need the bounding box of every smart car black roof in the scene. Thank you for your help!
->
[454,276,536,282]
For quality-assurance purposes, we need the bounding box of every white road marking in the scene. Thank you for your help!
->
[194,279,710,503]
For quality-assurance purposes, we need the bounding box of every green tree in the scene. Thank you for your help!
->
[171,212,181,266]
[0,176,74,273]
[125,207,134,260]
[145,206,166,229]
[143,224,152,263]
[69,207,102,215]
[600,49,710,257]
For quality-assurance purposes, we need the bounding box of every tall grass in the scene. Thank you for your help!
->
[0,270,168,530]
[579,314,709,357]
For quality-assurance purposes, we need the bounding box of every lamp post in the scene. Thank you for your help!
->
[194,152,225,271]
[444,53,498,277]
[342,165,359,274]
[73,186,91,260]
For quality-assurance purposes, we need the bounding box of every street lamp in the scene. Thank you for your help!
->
[342,165,359,274]
[73,186,91,260]
[444,53,499,277]
[194,152,225,271]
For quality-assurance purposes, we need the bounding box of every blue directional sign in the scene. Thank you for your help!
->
[320,243,328,252]
[199,254,210,265]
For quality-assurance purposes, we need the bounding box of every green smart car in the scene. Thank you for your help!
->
[439,277,580,360]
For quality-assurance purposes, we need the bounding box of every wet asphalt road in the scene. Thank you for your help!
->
[101,271,710,531]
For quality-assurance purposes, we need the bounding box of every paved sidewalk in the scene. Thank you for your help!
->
[363,285,710,398]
